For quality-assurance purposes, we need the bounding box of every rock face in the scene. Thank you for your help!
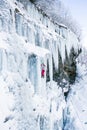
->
[55,47,81,85]
[64,47,81,84]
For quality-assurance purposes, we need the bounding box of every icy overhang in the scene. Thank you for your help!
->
[24,44,50,57]
[0,32,50,57]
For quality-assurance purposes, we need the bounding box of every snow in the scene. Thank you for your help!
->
[0,72,17,130]
[0,69,65,130]
[64,63,87,130]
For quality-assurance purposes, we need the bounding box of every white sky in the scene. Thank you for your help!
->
[62,0,87,47]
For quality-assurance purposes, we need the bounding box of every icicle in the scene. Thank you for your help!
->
[49,54,53,85]
[37,56,42,94]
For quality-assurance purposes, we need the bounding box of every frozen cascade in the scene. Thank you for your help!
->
[0,0,81,130]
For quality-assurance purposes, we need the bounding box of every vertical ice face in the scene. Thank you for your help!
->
[46,58,50,82]
[0,0,80,87]
[43,38,49,50]
[34,25,41,46]
[22,19,28,38]
[28,54,38,93]
[15,12,23,36]
[51,40,59,70]
[37,56,42,94]
[0,1,81,130]
[49,54,53,83]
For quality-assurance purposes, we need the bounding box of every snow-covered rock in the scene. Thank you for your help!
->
[63,63,87,130]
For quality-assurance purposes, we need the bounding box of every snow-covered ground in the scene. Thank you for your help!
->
[64,63,87,130]
[0,70,66,130]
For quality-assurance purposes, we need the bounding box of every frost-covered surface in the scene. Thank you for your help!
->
[0,71,66,130]
[0,0,82,130]
[0,71,34,130]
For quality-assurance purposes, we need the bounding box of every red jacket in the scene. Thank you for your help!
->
[41,69,45,77]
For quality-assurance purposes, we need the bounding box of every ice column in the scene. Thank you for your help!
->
[37,56,42,94]
[41,56,47,96]
[49,54,53,85]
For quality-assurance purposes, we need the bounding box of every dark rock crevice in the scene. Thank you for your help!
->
[52,46,82,97]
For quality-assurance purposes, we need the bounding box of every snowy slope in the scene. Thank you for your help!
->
[64,63,87,130]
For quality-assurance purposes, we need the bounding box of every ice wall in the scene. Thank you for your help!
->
[0,0,81,130]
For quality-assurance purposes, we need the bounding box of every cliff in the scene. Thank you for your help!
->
[0,0,81,130]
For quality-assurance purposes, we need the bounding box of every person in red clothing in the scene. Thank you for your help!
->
[41,63,45,78]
